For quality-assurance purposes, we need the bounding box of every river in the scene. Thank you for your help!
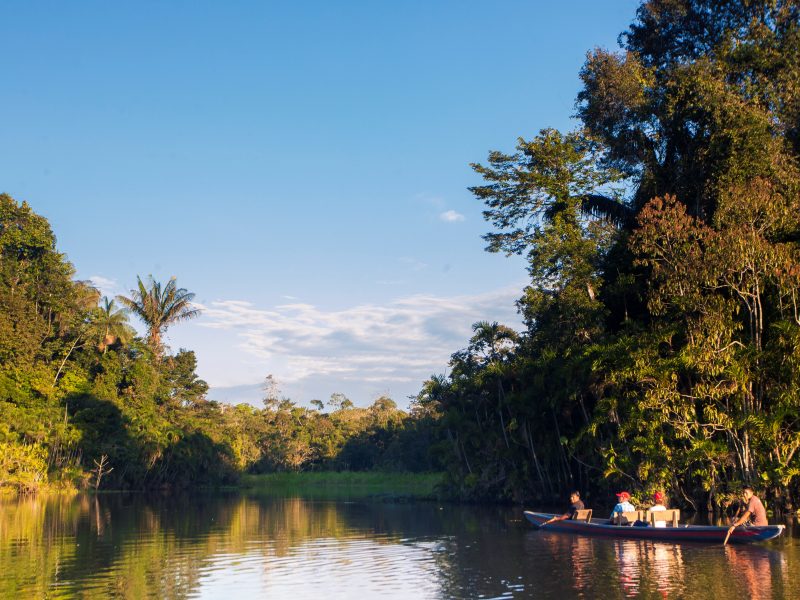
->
[1,492,798,598]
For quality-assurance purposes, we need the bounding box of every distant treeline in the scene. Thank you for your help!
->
[0,195,439,493]
[417,0,800,512]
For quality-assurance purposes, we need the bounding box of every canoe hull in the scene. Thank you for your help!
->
[524,511,784,544]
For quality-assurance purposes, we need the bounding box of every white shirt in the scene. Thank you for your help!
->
[649,504,667,527]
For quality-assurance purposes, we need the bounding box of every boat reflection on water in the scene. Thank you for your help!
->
[615,540,641,596]
[613,539,685,598]
[538,533,678,596]
[2,494,798,599]
[537,531,597,595]
[570,535,594,594]
[724,544,788,600]
[538,523,794,599]
[649,540,685,597]
[540,530,689,597]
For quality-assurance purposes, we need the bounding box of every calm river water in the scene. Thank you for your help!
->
[1,492,799,599]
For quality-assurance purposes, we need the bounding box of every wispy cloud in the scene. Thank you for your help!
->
[88,275,123,298]
[414,192,446,209]
[439,210,465,222]
[376,279,406,286]
[398,256,428,272]
[195,285,524,392]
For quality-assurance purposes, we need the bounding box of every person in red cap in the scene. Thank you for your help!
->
[648,491,667,527]
[610,491,635,521]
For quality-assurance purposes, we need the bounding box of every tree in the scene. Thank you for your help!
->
[445,0,800,509]
[91,297,135,354]
[117,276,200,358]
[328,392,353,411]
[470,128,627,255]
[263,375,280,410]
[163,349,209,407]
[578,0,800,221]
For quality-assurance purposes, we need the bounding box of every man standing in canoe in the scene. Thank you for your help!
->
[542,491,584,525]
[728,486,768,536]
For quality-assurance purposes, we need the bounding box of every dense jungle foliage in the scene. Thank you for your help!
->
[418,0,800,511]
[5,0,800,515]
[0,195,437,492]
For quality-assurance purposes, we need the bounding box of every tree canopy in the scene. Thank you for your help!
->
[422,0,800,511]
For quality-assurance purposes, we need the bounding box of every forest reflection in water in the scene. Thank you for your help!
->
[1,493,799,599]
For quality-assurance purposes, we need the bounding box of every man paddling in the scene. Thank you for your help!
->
[726,486,768,542]
[542,491,584,525]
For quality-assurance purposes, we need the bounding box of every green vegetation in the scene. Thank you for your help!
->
[0,195,438,494]
[117,275,200,359]
[418,0,800,511]
[4,0,800,515]
[241,471,443,499]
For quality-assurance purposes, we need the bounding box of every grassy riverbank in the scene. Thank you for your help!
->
[239,471,444,500]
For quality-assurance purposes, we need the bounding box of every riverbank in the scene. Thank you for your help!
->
[0,481,81,498]
[239,471,444,500]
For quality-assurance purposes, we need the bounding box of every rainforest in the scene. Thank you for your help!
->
[3,1,800,517]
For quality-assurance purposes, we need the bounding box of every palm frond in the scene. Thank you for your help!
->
[116,275,201,356]
[580,193,634,227]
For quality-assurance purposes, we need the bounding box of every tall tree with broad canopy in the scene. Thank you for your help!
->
[427,0,800,508]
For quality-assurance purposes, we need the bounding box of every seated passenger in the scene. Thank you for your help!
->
[542,491,584,525]
[648,491,667,528]
[610,491,635,523]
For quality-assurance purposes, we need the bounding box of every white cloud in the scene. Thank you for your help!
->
[88,275,123,298]
[196,285,524,396]
[439,210,465,222]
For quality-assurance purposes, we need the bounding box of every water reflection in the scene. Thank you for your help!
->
[609,539,686,598]
[1,494,457,599]
[1,495,799,599]
[650,541,684,597]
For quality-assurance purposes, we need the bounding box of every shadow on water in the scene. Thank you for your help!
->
[2,494,800,598]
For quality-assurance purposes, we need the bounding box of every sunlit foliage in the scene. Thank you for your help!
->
[424,0,800,510]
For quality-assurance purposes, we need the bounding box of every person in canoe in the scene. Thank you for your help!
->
[727,486,768,536]
[610,491,635,523]
[648,491,667,527]
[542,491,584,525]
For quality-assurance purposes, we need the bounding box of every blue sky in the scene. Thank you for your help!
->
[1,0,640,407]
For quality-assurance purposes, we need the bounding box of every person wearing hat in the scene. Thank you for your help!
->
[648,491,667,528]
[610,491,635,522]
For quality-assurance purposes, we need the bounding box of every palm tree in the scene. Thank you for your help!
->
[469,321,519,451]
[117,275,200,358]
[91,296,135,353]
[469,321,519,365]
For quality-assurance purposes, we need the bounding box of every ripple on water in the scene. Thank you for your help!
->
[191,534,443,599]
[3,495,800,599]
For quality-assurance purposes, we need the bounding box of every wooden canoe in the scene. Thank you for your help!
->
[524,511,784,544]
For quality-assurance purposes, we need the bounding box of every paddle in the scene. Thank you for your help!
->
[724,505,745,546]
[723,525,735,546]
